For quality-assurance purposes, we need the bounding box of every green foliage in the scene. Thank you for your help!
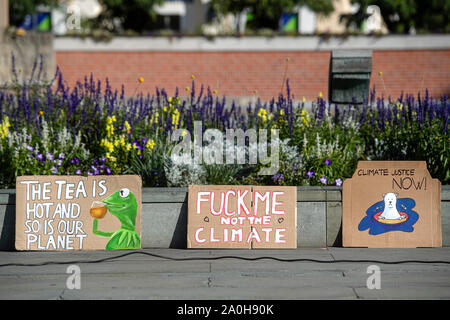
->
[359,103,450,182]
[126,134,168,187]
[1,65,448,188]
[342,0,450,33]
[9,0,58,27]
[210,0,334,30]
[92,0,164,33]
[203,163,242,185]
[263,106,364,187]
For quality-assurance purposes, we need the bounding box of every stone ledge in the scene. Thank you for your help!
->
[54,35,450,52]
[0,186,448,250]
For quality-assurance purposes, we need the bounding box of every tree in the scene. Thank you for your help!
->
[209,0,334,31]
[341,0,450,33]
[92,0,164,33]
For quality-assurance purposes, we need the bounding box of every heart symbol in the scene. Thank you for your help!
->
[204,216,209,222]
[278,217,284,224]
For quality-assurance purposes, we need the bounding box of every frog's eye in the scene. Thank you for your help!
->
[119,188,130,198]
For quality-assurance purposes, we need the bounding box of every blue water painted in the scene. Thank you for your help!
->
[358,198,419,235]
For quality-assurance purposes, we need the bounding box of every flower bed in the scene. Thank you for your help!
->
[0,62,448,188]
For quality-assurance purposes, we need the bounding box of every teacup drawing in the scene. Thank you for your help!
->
[90,201,107,219]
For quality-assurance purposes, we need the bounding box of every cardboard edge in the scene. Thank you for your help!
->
[15,177,25,251]
[294,187,298,248]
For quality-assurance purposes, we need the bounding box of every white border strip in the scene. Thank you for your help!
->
[54,35,450,52]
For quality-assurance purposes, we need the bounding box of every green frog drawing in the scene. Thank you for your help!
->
[92,188,141,250]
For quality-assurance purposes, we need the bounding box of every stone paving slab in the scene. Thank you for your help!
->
[0,248,449,300]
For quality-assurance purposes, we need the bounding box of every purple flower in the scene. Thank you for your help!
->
[46,153,54,161]
[320,176,328,185]
[25,144,34,152]
[36,152,45,161]
[335,178,343,186]
[106,167,112,175]
[90,165,100,175]
[50,166,58,174]
[58,153,65,159]
[70,157,80,164]
[55,159,63,166]
[75,169,82,175]
[293,165,298,170]
[132,140,143,150]
[271,173,284,183]
[306,170,315,178]
[324,159,331,166]
[87,170,93,176]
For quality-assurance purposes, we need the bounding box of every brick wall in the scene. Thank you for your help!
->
[55,49,450,102]
[371,50,450,100]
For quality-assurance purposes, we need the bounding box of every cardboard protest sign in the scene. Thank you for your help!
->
[15,175,142,251]
[343,161,441,248]
[188,185,297,249]
[252,186,297,249]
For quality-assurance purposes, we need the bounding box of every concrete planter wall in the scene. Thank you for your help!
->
[0,33,55,85]
[1,186,449,250]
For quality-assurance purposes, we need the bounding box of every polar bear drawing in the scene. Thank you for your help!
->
[378,192,406,220]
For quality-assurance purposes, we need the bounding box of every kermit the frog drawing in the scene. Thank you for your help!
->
[93,188,141,250]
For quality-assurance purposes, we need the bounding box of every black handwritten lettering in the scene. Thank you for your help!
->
[392,176,426,190]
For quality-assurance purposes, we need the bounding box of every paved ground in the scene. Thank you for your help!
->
[0,248,449,300]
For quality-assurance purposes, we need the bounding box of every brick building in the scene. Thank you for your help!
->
[54,35,450,102]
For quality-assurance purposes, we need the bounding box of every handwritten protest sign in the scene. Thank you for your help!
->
[188,185,297,249]
[15,175,142,251]
[343,161,441,248]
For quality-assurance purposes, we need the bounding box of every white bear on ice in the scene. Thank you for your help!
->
[378,192,406,220]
